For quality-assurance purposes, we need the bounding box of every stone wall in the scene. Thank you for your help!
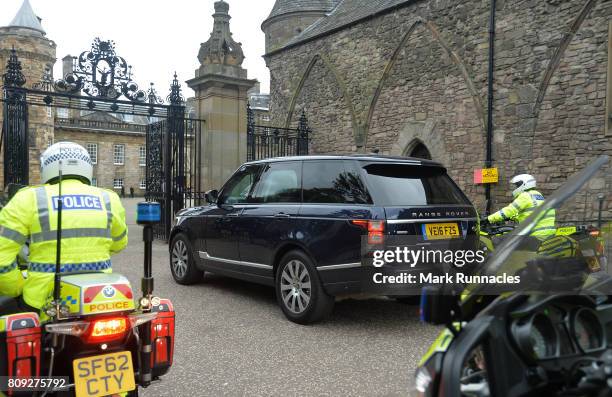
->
[266,0,612,221]
[0,27,56,186]
[54,127,147,195]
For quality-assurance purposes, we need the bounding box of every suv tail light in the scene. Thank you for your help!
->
[351,220,385,245]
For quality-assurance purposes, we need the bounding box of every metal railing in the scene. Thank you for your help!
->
[246,103,310,161]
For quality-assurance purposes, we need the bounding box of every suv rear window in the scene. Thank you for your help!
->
[303,160,372,204]
[363,163,470,206]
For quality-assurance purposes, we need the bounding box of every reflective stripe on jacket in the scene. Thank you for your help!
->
[0,179,128,308]
[488,189,556,238]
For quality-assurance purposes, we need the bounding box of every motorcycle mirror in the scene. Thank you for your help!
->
[420,286,457,325]
[205,189,218,204]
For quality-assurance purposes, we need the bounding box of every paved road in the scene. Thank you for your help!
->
[113,199,440,396]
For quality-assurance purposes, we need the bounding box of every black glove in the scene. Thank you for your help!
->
[480,218,490,228]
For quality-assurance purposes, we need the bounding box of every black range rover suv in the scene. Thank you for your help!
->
[169,155,478,324]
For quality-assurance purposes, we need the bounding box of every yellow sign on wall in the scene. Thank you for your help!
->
[474,168,499,184]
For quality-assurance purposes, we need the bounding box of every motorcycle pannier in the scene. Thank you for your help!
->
[1,313,42,396]
[151,298,175,378]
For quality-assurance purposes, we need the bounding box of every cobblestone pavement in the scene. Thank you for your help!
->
[113,198,439,396]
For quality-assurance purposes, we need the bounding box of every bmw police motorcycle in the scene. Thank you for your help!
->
[416,155,612,397]
[478,221,607,274]
[0,186,175,395]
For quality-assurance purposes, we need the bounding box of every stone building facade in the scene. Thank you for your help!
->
[0,1,150,196]
[2,0,262,197]
[248,83,271,125]
[54,113,148,195]
[263,0,612,220]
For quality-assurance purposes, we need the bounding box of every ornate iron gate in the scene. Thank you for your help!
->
[144,98,204,240]
[1,38,204,240]
[1,50,28,186]
[246,103,310,161]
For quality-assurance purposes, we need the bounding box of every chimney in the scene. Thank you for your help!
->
[62,55,74,78]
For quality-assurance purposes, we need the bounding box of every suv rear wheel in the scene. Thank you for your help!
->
[170,233,203,284]
[275,250,334,324]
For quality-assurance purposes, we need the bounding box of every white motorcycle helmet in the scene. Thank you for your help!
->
[510,174,536,198]
[40,142,93,184]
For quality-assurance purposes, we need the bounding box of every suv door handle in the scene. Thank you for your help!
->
[274,212,291,218]
[226,213,240,217]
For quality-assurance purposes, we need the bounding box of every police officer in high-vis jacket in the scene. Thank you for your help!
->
[486,173,556,239]
[0,142,128,311]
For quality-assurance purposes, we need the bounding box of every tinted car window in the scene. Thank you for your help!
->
[219,165,261,205]
[363,164,470,206]
[251,161,302,203]
[303,160,372,204]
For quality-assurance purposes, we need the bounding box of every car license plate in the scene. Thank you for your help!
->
[422,223,460,240]
[73,351,136,397]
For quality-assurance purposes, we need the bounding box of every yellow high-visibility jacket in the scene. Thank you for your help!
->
[488,189,556,238]
[0,179,127,309]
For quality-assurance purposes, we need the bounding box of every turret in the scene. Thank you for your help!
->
[0,0,57,184]
[261,0,339,54]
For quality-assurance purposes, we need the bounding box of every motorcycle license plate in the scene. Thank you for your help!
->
[422,223,460,240]
[586,256,601,272]
[73,351,136,397]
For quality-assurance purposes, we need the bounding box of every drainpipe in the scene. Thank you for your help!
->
[485,0,496,214]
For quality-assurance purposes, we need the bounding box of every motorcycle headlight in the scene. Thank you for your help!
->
[415,367,432,395]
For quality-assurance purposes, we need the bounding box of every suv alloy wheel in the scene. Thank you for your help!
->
[275,250,334,324]
[170,233,203,284]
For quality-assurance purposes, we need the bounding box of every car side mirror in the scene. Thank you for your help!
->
[205,189,218,205]
[420,286,458,325]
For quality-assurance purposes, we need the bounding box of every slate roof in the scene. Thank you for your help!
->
[278,0,413,52]
[265,0,340,22]
[7,0,45,34]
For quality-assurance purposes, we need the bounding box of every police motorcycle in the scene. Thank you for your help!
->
[0,182,176,396]
[556,224,608,274]
[478,212,606,274]
[416,155,612,397]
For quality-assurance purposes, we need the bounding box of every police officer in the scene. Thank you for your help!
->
[485,174,556,238]
[0,142,128,311]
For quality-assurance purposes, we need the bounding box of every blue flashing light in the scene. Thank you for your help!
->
[137,202,161,225]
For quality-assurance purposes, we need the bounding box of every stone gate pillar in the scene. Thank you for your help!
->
[187,0,256,191]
